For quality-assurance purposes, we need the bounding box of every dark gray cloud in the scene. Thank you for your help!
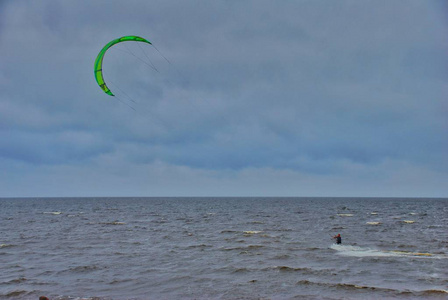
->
[1,0,447,196]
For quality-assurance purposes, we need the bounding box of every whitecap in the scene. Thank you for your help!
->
[366,222,381,225]
[330,244,440,258]
[111,222,126,225]
[403,220,415,224]
[337,213,354,217]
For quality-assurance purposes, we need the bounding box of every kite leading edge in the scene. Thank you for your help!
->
[94,36,152,96]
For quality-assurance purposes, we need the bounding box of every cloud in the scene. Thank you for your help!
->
[1,157,447,197]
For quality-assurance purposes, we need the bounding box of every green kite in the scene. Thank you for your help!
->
[94,36,152,96]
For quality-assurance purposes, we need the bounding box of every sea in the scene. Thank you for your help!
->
[0,197,447,300]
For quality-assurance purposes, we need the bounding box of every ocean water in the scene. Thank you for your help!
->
[0,197,447,300]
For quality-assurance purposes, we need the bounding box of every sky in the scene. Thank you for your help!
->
[1,0,447,197]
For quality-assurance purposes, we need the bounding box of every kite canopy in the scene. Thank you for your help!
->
[94,36,152,96]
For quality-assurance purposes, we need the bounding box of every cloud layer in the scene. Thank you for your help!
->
[1,1,447,197]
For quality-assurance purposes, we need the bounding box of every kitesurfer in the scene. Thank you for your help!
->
[333,233,342,244]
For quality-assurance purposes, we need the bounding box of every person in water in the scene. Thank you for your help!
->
[333,234,342,244]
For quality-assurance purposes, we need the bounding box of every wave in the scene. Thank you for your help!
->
[402,220,415,224]
[297,279,396,292]
[272,254,290,259]
[109,278,134,285]
[332,226,346,230]
[271,228,293,232]
[2,290,31,297]
[297,280,448,296]
[3,277,27,285]
[221,265,333,276]
[331,244,447,258]
[416,289,448,295]
[61,265,105,274]
[99,221,126,225]
[220,230,239,234]
[249,221,264,224]
[186,244,213,249]
[366,222,381,225]
[274,266,314,273]
[220,244,265,251]
[258,266,338,277]
[232,267,250,273]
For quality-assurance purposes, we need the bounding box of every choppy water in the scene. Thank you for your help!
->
[0,197,447,299]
